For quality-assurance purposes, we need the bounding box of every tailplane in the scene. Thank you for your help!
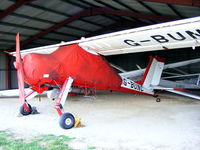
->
[138,56,165,88]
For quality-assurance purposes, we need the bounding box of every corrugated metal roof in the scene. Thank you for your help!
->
[0,0,199,50]
[143,2,176,16]
[174,5,200,18]
[0,0,13,10]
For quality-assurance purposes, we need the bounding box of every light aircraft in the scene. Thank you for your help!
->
[4,16,200,129]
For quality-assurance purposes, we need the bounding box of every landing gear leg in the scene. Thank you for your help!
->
[55,77,75,129]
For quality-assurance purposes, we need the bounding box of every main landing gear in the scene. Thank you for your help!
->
[19,77,77,129]
[55,77,75,129]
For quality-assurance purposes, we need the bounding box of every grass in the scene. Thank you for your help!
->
[0,130,95,150]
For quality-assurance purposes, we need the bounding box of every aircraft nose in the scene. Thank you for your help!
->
[23,53,63,83]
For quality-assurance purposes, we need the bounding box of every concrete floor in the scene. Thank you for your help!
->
[0,91,200,149]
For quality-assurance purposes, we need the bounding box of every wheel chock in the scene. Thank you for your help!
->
[74,117,84,128]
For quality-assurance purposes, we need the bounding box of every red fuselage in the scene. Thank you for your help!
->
[22,44,122,93]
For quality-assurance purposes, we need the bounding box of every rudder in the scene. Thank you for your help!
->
[139,56,165,88]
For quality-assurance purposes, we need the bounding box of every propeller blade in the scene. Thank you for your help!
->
[15,33,25,105]
[16,33,21,63]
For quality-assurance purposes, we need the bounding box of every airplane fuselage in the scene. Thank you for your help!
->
[22,44,153,95]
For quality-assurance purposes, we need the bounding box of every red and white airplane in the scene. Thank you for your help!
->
[5,16,200,129]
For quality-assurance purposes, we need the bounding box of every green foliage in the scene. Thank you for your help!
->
[0,130,74,150]
[88,146,96,150]
[0,130,96,150]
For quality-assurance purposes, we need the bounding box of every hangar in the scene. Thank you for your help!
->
[0,0,199,90]
[0,1,200,149]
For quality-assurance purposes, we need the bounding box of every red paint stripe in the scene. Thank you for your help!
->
[173,88,188,91]
[24,91,35,99]
[23,103,30,112]
[55,108,63,116]
[155,57,166,62]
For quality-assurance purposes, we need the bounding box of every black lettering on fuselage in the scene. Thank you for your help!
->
[123,78,144,92]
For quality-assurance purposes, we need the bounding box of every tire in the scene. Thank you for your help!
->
[156,98,161,102]
[59,113,75,129]
[19,104,32,115]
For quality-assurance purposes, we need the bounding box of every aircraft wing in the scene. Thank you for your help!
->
[119,58,200,78]
[10,16,200,57]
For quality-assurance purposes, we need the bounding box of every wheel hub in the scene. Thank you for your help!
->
[65,118,72,125]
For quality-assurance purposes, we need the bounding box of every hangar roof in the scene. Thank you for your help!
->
[0,0,199,51]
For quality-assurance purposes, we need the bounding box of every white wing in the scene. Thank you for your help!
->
[10,16,200,57]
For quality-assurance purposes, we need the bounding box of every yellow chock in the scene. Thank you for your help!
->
[74,117,84,128]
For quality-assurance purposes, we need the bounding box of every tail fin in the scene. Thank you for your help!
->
[139,56,165,88]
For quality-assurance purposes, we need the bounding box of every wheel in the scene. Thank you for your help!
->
[19,103,32,115]
[59,113,75,129]
[156,98,161,102]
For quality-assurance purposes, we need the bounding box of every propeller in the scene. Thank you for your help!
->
[14,33,25,105]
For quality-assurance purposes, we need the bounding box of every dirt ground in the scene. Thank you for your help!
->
[0,91,200,150]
